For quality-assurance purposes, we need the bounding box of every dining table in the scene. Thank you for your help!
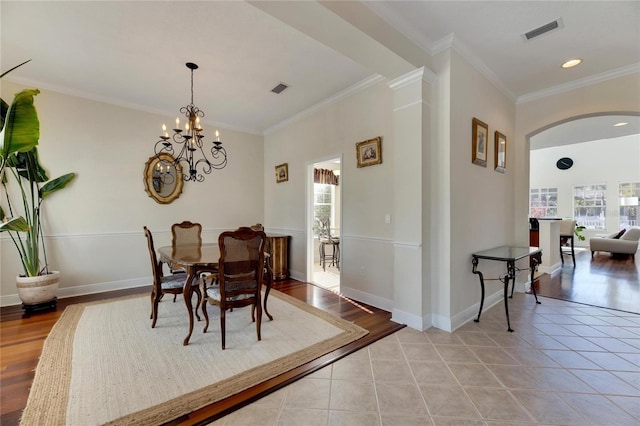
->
[157,242,274,346]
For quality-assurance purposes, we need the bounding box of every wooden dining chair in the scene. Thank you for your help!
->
[171,220,202,246]
[170,221,202,271]
[249,224,274,320]
[201,227,266,349]
[144,226,201,327]
[168,221,204,300]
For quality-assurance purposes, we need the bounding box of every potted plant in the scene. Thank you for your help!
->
[1,61,76,311]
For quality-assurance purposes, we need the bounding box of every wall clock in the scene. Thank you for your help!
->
[556,157,573,170]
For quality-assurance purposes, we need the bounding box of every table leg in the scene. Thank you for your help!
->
[530,255,542,305]
[505,261,515,332]
[471,256,485,323]
[182,267,197,346]
[264,261,274,321]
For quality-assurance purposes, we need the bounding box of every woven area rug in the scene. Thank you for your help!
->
[21,290,368,425]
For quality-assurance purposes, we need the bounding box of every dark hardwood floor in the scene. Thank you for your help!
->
[535,248,639,313]
[2,252,637,425]
[0,280,403,426]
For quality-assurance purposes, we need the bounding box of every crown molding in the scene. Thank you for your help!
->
[448,34,517,103]
[3,75,264,136]
[517,63,640,104]
[362,1,434,53]
[388,66,437,91]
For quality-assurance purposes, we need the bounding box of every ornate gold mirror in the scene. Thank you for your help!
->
[143,153,184,204]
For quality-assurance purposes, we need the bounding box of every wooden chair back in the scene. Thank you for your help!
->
[171,221,202,246]
[143,226,162,285]
[203,227,266,349]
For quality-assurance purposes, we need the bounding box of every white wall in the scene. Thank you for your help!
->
[530,134,640,242]
[1,81,264,305]
[264,80,395,307]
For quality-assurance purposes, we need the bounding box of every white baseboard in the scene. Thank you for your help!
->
[339,286,393,312]
[0,277,151,307]
[391,308,431,331]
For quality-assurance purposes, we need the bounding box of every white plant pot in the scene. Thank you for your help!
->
[16,271,60,305]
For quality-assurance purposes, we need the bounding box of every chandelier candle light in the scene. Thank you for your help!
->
[154,62,227,182]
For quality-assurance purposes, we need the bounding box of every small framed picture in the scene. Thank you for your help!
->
[472,118,488,167]
[356,136,382,168]
[275,163,288,183]
[494,131,506,173]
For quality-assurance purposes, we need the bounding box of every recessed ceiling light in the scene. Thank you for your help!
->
[561,58,582,69]
[613,122,629,127]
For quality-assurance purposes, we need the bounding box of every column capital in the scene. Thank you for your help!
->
[388,66,437,91]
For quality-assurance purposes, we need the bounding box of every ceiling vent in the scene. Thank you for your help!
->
[271,83,289,94]
[523,18,563,41]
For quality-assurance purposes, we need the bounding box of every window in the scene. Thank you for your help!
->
[529,187,558,218]
[314,184,332,236]
[574,184,606,229]
[619,182,639,228]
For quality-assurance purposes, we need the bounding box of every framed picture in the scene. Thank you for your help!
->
[356,136,382,168]
[471,118,488,167]
[494,131,506,173]
[275,163,288,183]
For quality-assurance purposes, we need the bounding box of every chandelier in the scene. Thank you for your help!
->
[153,62,227,182]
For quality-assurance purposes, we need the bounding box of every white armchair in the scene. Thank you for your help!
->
[589,227,640,261]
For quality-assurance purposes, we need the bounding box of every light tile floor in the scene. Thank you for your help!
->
[213,293,640,425]
[312,262,340,293]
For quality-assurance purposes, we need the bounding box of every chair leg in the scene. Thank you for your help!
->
[151,292,162,328]
[220,308,226,350]
[150,290,155,320]
[256,294,262,342]
[570,236,575,266]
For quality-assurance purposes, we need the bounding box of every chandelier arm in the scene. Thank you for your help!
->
[154,139,175,157]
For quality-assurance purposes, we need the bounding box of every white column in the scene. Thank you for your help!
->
[537,219,561,274]
[389,67,436,330]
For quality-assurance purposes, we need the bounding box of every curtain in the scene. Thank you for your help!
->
[314,168,339,185]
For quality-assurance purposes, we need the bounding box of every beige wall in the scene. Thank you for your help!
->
[444,51,518,327]
[264,80,395,306]
[515,72,640,258]
[1,81,264,304]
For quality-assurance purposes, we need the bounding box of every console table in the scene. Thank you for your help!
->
[266,234,290,281]
[471,246,542,332]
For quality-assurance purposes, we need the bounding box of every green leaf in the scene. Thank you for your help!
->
[0,89,40,161]
[12,149,48,182]
[0,97,8,132]
[40,172,76,199]
[0,216,29,232]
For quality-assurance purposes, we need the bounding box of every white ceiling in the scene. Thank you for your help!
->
[2,1,639,139]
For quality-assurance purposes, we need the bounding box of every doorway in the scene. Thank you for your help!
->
[308,157,341,292]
